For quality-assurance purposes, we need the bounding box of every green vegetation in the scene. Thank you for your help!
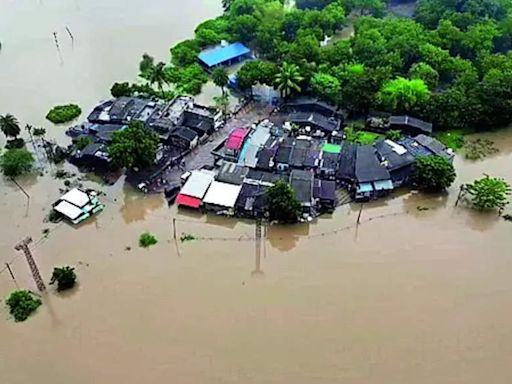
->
[436,131,466,151]
[108,121,160,170]
[344,126,380,144]
[46,104,82,124]
[49,266,77,291]
[75,136,93,150]
[465,175,511,211]
[385,129,401,141]
[412,155,456,192]
[139,232,158,248]
[266,180,302,224]
[212,67,229,96]
[180,233,197,243]
[0,148,34,178]
[274,62,304,100]
[0,114,21,140]
[111,82,133,97]
[32,127,46,137]
[463,138,499,160]
[5,290,42,322]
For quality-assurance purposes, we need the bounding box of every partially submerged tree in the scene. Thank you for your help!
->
[211,67,229,96]
[108,121,160,170]
[274,62,303,101]
[139,232,158,248]
[465,175,511,211]
[0,114,21,139]
[111,82,133,98]
[412,155,456,192]
[5,290,42,322]
[266,180,302,224]
[46,104,82,124]
[213,94,230,122]
[49,266,77,291]
[0,148,34,178]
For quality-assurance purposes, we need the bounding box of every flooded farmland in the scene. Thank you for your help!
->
[1,1,512,383]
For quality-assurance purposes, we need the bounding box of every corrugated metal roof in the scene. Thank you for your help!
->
[198,42,251,67]
[202,181,242,208]
[179,170,214,199]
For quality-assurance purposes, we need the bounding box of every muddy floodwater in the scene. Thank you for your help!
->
[1,2,512,384]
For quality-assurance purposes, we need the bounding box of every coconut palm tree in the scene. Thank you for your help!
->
[148,62,170,99]
[0,114,21,139]
[274,62,303,101]
[212,67,229,96]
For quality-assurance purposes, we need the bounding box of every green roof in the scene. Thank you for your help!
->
[322,143,342,154]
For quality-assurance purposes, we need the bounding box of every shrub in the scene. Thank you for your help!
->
[465,175,511,211]
[5,138,25,149]
[5,290,42,322]
[49,266,77,291]
[110,82,133,98]
[75,136,93,150]
[412,155,456,192]
[139,232,158,248]
[436,131,465,151]
[46,104,82,124]
[0,148,34,178]
[266,180,302,223]
[385,129,401,141]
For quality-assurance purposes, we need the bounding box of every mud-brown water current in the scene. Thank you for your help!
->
[1,1,512,383]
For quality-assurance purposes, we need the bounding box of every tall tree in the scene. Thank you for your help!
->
[108,121,160,170]
[266,180,302,224]
[378,77,430,113]
[148,62,170,98]
[0,114,21,139]
[274,62,303,100]
[412,155,456,192]
[211,67,229,96]
[139,53,155,80]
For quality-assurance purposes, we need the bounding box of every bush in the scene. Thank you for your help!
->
[266,180,302,223]
[5,138,25,149]
[385,129,401,141]
[139,232,158,248]
[465,175,511,211]
[0,148,34,178]
[49,266,77,291]
[75,136,93,150]
[46,104,82,124]
[5,290,42,322]
[412,155,456,192]
[110,82,133,98]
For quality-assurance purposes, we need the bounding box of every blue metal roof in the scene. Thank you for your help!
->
[198,42,251,68]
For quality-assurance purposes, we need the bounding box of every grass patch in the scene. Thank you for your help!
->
[436,130,466,151]
[345,126,381,145]
[46,104,82,124]
[139,232,158,248]
[5,290,42,322]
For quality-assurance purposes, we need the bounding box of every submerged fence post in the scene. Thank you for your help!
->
[172,218,177,240]
[455,184,466,207]
[356,203,363,225]
[5,263,16,283]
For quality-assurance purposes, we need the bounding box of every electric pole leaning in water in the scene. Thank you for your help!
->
[14,237,46,292]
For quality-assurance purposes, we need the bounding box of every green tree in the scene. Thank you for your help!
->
[409,62,439,90]
[5,290,42,322]
[0,114,21,139]
[46,104,82,124]
[148,62,170,98]
[213,94,230,122]
[175,64,209,96]
[310,72,341,104]
[344,0,385,16]
[465,175,511,211]
[385,129,401,141]
[0,148,34,178]
[274,62,303,100]
[170,40,200,67]
[211,67,229,96]
[378,77,430,113]
[412,155,456,192]
[139,53,155,80]
[139,232,158,248]
[266,180,302,224]
[111,82,133,97]
[75,136,93,150]
[108,121,160,170]
[49,266,77,291]
[228,15,259,44]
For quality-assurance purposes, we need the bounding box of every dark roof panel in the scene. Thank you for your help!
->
[355,145,390,183]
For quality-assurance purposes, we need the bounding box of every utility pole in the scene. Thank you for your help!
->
[252,219,264,277]
[14,237,46,292]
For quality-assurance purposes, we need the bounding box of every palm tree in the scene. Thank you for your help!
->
[0,114,21,139]
[213,94,230,123]
[212,67,229,96]
[274,62,303,101]
[148,62,170,99]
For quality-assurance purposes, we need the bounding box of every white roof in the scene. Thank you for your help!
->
[60,188,90,207]
[384,139,407,155]
[202,181,242,208]
[54,201,83,220]
[179,170,215,199]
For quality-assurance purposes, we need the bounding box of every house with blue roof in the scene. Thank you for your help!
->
[198,42,252,70]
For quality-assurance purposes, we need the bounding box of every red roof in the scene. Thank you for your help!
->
[225,128,248,150]
[176,194,202,208]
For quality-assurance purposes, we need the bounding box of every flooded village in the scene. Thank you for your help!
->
[2,1,512,384]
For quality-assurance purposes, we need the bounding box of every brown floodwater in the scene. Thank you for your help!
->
[1,2,512,383]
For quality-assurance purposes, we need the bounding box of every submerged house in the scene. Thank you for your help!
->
[70,143,111,169]
[176,170,215,209]
[355,145,393,201]
[235,183,268,218]
[313,179,337,212]
[53,188,104,224]
[289,169,314,214]
[202,181,242,214]
[389,115,433,136]
[198,42,252,70]
[374,139,416,187]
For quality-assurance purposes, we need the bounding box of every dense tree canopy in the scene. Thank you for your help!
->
[465,175,511,211]
[0,148,34,178]
[0,114,21,139]
[412,155,456,192]
[108,121,160,170]
[266,180,302,223]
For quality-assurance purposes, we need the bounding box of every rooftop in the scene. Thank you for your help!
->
[202,181,242,208]
[198,42,251,68]
[225,128,248,151]
[216,162,249,185]
[355,145,390,183]
[179,170,215,199]
[389,115,433,134]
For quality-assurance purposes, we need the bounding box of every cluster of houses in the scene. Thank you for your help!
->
[67,95,222,169]
[174,98,454,219]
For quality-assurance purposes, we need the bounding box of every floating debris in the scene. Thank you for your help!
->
[180,233,196,243]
